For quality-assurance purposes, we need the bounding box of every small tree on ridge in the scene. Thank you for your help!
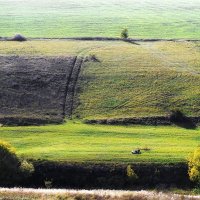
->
[121,28,129,39]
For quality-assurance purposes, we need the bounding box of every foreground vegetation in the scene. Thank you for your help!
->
[0,0,200,39]
[0,140,34,186]
[0,188,200,200]
[0,122,199,163]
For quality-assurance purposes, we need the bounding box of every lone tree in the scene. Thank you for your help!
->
[121,28,129,39]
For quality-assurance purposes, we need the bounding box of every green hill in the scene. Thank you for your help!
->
[75,41,200,120]
[0,40,199,124]
[0,40,200,163]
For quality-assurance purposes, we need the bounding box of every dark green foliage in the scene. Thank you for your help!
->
[20,160,34,179]
[0,140,20,185]
[0,140,34,186]
[169,110,185,123]
[12,34,27,42]
[121,28,129,39]
[126,165,138,182]
[169,110,197,129]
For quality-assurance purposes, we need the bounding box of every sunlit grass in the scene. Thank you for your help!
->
[75,41,200,119]
[0,0,200,39]
[0,40,199,119]
[0,40,110,56]
[0,122,199,163]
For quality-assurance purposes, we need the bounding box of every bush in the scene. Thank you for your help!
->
[85,54,100,63]
[169,109,196,129]
[126,165,138,182]
[121,28,129,39]
[0,140,34,186]
[188,147,200,183]
[20,160,34,178]
[12,34,27,42]
[169,110,185,123]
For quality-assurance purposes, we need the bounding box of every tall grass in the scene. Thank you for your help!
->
[0,188,199,200]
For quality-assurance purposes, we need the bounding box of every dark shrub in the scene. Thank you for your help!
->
[0,140,34,186]
[169,110,185,123]
[12,34,27,42]
[85,54,100,63]
[169,110,196,129]
[0,140,20,185]
[121,28,129,39]
[126,165,138,183]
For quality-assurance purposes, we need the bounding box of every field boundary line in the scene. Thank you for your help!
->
[1,37,200,42]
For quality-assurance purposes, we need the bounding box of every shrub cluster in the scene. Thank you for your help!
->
[188,147,200,183]
[0,140,34,186]
[126,165,138,182]
[169,110,185,123]
[11,34,27,42]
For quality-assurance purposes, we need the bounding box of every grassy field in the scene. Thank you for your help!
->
[75,41,200,119]
[0,122,199,163]
[0,40,200,120]
[0,40,199,164]
[0,0,200,39]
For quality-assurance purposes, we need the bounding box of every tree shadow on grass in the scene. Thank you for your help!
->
[123,39,140,45]
[169,110,197,129]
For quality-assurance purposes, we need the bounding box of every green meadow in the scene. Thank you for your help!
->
[0,0,200,39]
[0,40,199,164]
[0,122,200,163]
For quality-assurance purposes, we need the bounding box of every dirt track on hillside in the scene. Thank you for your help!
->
[0,55,84,125]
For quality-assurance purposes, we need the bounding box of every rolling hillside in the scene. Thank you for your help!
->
[75,41,200,121]
[0,40,199,124]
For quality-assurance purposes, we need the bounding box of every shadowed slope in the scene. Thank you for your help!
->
[0,56,75,124]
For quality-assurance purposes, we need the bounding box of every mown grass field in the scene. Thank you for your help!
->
[0,122,200,163]
[0,0,200,39]
[0,40,199,120]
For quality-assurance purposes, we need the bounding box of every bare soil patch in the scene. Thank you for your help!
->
[0,56,76,125]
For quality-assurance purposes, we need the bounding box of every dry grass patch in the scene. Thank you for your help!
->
[0,188,199,200]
